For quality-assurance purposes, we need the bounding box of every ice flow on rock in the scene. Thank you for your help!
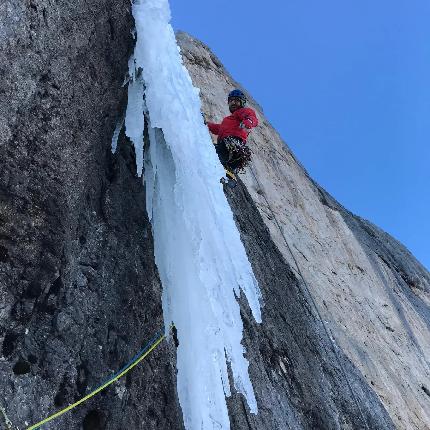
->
[123,1,262,428]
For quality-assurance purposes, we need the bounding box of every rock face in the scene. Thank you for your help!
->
[0,3,429,429]
[0,2,181,429]
[177,32,430,430]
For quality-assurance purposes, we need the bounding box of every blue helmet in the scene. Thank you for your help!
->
[228,89,246,107]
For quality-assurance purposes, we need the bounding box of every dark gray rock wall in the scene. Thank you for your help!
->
[0,2,181,429]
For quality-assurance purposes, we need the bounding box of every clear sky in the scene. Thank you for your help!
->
[170,0,430,270]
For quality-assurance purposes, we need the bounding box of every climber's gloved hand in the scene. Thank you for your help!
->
[201,111,207,125]
[239,121,251,130]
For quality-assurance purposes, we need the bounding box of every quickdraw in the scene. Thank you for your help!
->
[224,137,252,172]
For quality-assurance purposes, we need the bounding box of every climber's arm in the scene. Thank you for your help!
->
[207,122,221,135]
[235,108,259,130]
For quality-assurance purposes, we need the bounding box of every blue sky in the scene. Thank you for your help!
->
[170,0,430,270]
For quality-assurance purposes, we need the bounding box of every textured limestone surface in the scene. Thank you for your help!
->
[0,2,181,429]
[177,31,430,430]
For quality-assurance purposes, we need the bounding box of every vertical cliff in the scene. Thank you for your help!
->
[177,32,430,430]
[0,3,429,429]
[0,2,181,429]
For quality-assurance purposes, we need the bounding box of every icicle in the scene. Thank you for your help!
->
[111,116,124,154]
[125,65,145,176]
[127,1,262,428]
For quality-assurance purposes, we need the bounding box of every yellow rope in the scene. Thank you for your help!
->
[26,333,165,430]
[225,169,237,180]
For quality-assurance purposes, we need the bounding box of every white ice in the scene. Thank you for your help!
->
[127,1,262,429]
[111,117,123,154]
[124,56,145,176]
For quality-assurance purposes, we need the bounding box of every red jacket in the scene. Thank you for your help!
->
[207,107,258,143]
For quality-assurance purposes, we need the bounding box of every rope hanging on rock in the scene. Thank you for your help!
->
[26,328,168,430]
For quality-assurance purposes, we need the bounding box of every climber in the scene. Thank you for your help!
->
[204,89,258,173]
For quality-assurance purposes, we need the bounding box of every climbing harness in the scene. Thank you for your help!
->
[247,165,371,430]
[224,137,252,172]
[25,327,169,430]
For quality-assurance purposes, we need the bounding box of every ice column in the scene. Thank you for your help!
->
[127,1,262,428]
